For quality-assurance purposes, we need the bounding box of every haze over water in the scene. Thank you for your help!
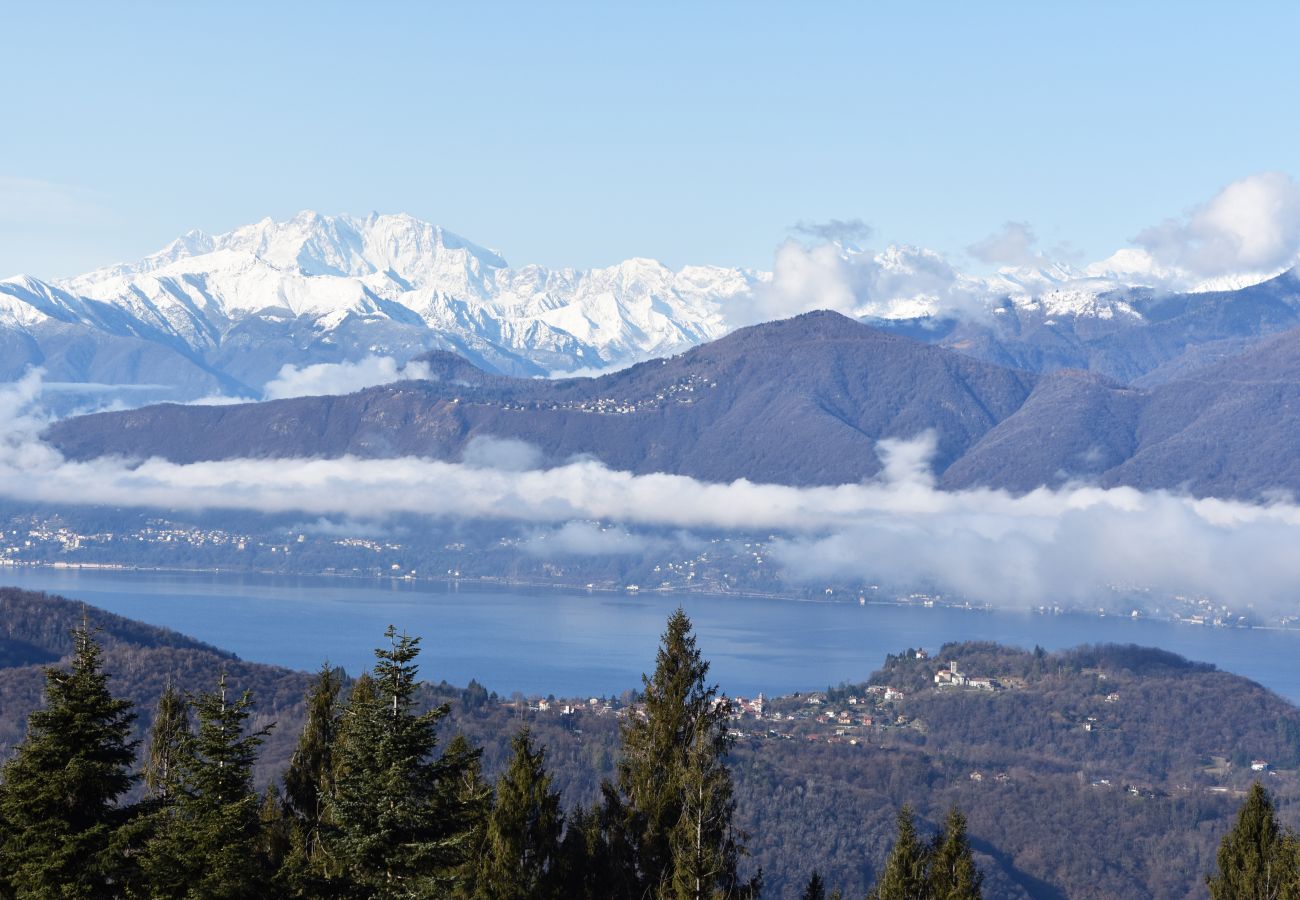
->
[7,567,1300,702]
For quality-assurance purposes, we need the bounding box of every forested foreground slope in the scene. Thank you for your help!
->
[2,587,1298,897]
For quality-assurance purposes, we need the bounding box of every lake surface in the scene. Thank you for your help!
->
[6,567,1300,702]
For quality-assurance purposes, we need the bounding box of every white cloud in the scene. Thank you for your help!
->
[263,356,433,400]
[523,521,666,556]
[6,373,1300,611]
[967,221,1040,267]
[736,172,1300,327]
[1131,172,1300,280]
[461,435,544,472]
[728,240,991,327]
[187,394,255,406]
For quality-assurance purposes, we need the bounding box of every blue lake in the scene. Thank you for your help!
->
[6,567,1300,702]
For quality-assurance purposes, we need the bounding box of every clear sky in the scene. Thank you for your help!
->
[3,1,1299,278]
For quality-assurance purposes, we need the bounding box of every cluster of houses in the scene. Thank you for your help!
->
[727,694,766,718]
[932,660,1000,691]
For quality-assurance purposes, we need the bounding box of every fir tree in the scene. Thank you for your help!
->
[869,806,928,900]
[449,733,493,898]
[0,622,138,899]
[472,728,564,899]
[927,808,982,900]
[143,680,189,801]
[669,722,745,900]
[257,784,292,878]
[557,797,634,900]
[556,804,597,899]
[1207,782,1300,900]
[801,871,827,900]
[612,608,754,898]
[330,626,479,897]
[282,664,342,847]
[138,674,271,899]
[279,669,362,898]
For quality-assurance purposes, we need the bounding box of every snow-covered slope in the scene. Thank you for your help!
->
[2,210,1296,403]
[24,211,754,389]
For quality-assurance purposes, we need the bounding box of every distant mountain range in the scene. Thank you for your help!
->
[46,310,1300,499]
[7,211,1300,406]
[878,268,1300,387]
[0,211,759,398]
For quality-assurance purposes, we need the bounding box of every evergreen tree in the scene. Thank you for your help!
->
[472,728,564,899]
[801,871,826,900]
[282,664,342,847]
[556,804,597,899]
[927,808,982,900]
[138,674,271,899]
[613,608,754,898]
[278,669,359,898]
[1208,782,1300,900]
[557,797,635,900]
[869,806,928,900]
[669,723,745,900]
[449,733,493,898]
[257,784,292,878]
[330,626,480,897]
[143,680,189,801]
[0,622,138,899]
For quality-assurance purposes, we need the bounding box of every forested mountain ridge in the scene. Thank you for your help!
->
[45,309,1300,499]
[0,587,313,786]
[46,311,1037,487]
[1,588,1297,897]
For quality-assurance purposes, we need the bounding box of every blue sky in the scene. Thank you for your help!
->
[3,1,1299,277]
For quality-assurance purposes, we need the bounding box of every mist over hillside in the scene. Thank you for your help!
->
[43,308,1300,500]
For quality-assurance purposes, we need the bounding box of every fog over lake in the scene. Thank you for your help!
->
[7,567,1300,702]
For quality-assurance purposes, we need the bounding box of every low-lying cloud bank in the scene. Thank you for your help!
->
[5,371,1300,610]
[263,356,434,400]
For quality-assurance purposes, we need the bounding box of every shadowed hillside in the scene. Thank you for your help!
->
[46,311,1036,486]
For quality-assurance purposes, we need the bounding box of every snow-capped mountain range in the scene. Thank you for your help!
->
[1,210,1295,404]
[0,212,768,400]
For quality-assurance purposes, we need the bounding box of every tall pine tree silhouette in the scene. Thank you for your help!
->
[612,607,756,899]
[472,728,564,899]
[928,808,982,900]
[330,626,480,896]
[1208,782,1299,900]
[142,680,189,801]
[869,806,928,900]
[801,871,827,900]
[138,673,271,898]
[0,621,138,898]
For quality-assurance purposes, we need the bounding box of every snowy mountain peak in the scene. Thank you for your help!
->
[19,212,759,385]
[62,211,510,291]
[7,211,1296,404]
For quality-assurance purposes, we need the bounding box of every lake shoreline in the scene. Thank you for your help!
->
[2,558,1286,635]
[5,565,1300,704]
